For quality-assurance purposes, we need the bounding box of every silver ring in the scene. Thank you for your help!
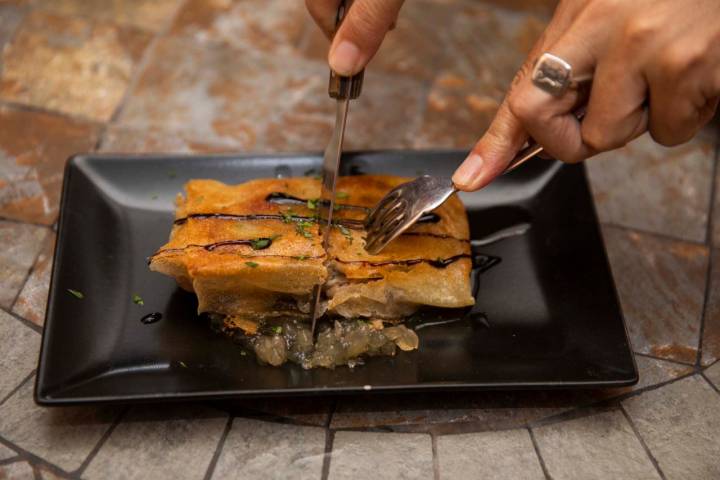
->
[531,53,592,97]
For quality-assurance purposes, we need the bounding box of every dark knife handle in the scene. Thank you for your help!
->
[328,0,364,100]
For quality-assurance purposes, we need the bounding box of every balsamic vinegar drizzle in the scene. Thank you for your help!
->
[141,312,163,324]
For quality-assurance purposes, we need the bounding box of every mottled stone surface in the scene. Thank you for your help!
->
[0,11,151,121]
[0,379,119,472]
[702,251,720,365]
[115,35,426,153]
[0,461,35,480]
[0,3,26,74]
[85,405,228,480]
[0,442,18,461]
[12,232,55,326]
[705,361,720,388]
[414,5,547,148]
[603,226,708,364]
[588,134,715,243]
[632,355,694,390]
[623,375,720,480]
[99,125,234,154]
[221,396,332,427]
[331,390,572,432]
[212,418,325,480]
[329,431,433,480]
[437,429,544,480]
[171,0,308,56]
[30,0,183,32]
[713,153,720,247]
[534,410,660,480]
[0,309,39,402]
[0,107,98,225]
[0,221,47,308]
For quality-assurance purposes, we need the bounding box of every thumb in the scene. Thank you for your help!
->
[452,100,529,191]
[328,0,404,76]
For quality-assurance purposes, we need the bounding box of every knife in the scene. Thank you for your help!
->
[310,0,364,335]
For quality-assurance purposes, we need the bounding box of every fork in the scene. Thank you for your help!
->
[363,142,544,254]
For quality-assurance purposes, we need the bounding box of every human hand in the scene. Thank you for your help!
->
[305,0,405,76]
[452,0,720,191]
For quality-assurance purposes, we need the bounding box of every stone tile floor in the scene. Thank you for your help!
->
[0,0,719,478]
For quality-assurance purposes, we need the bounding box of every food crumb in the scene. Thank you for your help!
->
[67,289,84,299]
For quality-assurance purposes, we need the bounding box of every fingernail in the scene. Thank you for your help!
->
[329,40,361,76]
[452,154,484,188]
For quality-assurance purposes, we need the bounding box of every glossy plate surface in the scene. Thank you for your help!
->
[36,151,637,405]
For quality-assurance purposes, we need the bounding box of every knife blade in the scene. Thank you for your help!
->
[309,0,364,335]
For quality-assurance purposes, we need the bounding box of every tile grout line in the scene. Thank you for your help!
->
[601,221,709,249]
[0,215,54,229]
[93,0,190,152]
[696,248,717,367]
[526,427,552,480]
[0,433,75,479]
[320,429,335,480]
[696,139,720,365]
[202,415,233,480]
[700,372,720,395]
[619,405,667,480]
[73,406,129,477]
[633,350,697,368]
[0,100,104,128]
[430,433,440,480]
[0,371,34,409]
[0,306,43,334]
[8,228,52,313]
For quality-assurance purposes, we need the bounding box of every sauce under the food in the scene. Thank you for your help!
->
[211,316,418,369]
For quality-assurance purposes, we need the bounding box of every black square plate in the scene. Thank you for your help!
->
[36,151,637,405]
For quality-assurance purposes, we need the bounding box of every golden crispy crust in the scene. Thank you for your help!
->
[149,175,474,321]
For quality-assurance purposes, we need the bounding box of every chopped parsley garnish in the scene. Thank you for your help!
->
[67,289,84,299]
[168,170,177,179]
[336,223,353,243]
[336,191,349,199]
[281,208,295,223]
[240,350,248,356]
[295,220,315,238]
[307,198,319,210]
[250,238,271,250]
[294,255,309,261]
[272,326,283,335]
[132,294,144,306]
[178,361,188,368]
[245,261,259,268]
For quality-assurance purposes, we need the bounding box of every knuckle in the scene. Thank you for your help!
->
[660,43,704,75]
[581,126,623,152]
[623,17,660,51]
[648,126,691,147]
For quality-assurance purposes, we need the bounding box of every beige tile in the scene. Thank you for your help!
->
[0,221,48,308]
[0,106,98,225]
[12,232,55,326]
[603,226,708,364]
[0,379,120,472]
[329,431,433,480]
[623,375,720,480]
[0,11,152,121]
[0,309,39,402]
[588,134,715,243]
[534,410,660,480]
[84,405,228,480]
[702,250,720,365]
[437,429,544,480]
[212,418,325,480]
[704,361,720,389]
[0,461,35,480]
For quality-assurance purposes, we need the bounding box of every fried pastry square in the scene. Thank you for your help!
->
[149,175,474,325]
